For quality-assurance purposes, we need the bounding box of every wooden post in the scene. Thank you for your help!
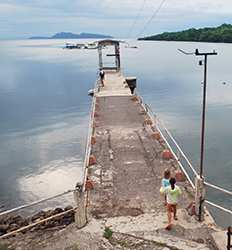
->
[73,188,87,228]
[98,45,103,70]
[195,176,206,221]
[115,43,120,71]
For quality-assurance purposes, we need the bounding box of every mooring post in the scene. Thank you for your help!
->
[73,185,88,228]
[195,175,206,221]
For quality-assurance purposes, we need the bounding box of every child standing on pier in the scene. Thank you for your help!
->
[160,177,182,230]
[161,169,171,205]
[99,70,105,87]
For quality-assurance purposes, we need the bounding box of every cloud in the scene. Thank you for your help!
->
[0,3,27,14]
[0,0,232,38]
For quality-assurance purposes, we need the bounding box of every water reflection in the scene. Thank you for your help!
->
[18,157,83,201]
[0,39,97,209]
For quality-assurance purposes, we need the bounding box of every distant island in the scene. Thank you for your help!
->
[29,32,113,39]
[138,24,232,43]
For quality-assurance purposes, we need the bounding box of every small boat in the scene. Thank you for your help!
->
[65,43,75,49]
[88,89,95,96]
[125,45,138,49]
[85,42,98,50]
[65,43,85,49]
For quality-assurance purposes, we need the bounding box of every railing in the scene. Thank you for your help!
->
[137,92,232,218]
[82,76,100,192]
[0,189,76,217]
[0,206,76,239]
[140,97,197,189]
[0,188,77,239]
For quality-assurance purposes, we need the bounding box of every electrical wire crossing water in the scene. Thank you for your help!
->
[137,0,167,38]
[127,0,147,38]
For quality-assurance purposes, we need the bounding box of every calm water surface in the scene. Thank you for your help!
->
[0,39,231,225]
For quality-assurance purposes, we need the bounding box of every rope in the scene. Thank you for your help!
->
[137,0,167,38]
[0,207,76,239]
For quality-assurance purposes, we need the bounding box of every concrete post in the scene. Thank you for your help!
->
[73,188,88,228]
[195,175,206,221]
[115,43,120,71]
[98,46,103,70]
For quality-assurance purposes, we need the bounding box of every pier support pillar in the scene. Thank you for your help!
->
[73,187,88,228]
[195,176,206,221]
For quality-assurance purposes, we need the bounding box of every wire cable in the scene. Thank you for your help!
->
[127,0,147,38]
[137,0,167,38]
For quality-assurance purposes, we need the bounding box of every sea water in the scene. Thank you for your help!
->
[0,39,231,225]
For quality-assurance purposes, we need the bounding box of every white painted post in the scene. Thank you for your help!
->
[98,45,103,70]
[73,188,88,228]
[195,175,206,221]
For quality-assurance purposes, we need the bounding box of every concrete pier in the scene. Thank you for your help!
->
[84,70,220,249]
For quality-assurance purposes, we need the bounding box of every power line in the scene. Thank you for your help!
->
[137,0,167,38]
[127,0,147,38]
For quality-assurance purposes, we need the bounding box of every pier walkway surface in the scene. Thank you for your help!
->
[2,71,224,250]
[86,70,219,249]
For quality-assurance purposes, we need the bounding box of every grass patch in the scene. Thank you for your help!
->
[64,244,79,250]
[0,243,10,250]
[103,227,113,240]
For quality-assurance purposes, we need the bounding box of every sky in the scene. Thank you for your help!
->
[0,0,232,39]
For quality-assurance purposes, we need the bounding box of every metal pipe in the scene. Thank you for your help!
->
[142,97,198,177]
[205,182,232,196]
[156,117,198,176]
[205,200,232,215]
[130,92,232,220]
[200,54,207,178]
[0,189,76,217]
[82,79,98,193]
[143,105,196,188]
[156,124,195,188]
[195,49,217,221]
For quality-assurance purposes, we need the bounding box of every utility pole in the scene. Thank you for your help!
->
[178,48,217,221]
[195,49,217,178]
[195,49,217,221]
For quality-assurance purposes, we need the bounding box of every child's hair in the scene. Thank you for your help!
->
[164,169,171,179]
[169,178,176,190]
